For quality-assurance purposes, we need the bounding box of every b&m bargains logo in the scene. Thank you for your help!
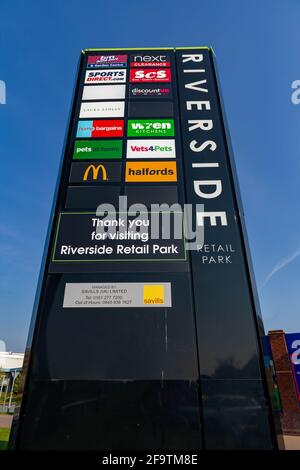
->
[85,69,126,84]
[87,55,127,68]
[126,139,176,159]
[130,55,170,67]
[76,120,124,138]
[130,69,171,83]
[127,119,174,137]
[79,101,125,118]
[129,84,172,99]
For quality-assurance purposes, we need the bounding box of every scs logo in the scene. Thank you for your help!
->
[130,55,170,67]
[130,69,171,83]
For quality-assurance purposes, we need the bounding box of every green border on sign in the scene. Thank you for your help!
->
[82,46,211,53]
[52,211,187,263]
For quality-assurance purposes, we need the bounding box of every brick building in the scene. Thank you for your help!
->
[265,330,300,436]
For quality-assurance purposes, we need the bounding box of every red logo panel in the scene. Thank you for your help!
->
[130,69,171,83]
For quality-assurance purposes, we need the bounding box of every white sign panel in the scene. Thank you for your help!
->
[126,139,176,159]
[63,282,172,308]
[79,101,125,118]
[82,84,126,101]
[85,69,126,84]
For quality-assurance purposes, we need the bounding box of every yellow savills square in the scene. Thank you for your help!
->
[143,285,164,305]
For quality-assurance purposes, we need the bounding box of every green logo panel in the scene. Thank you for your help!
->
[127,119,175,137]
[73,140,123,159]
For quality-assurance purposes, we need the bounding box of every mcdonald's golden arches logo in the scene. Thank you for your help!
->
[83,164,108,181]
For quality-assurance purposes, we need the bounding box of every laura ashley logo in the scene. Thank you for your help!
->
[0,80,6,104]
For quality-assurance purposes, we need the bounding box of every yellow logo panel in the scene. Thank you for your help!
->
[143,284,165,305]
[126,161,177,182]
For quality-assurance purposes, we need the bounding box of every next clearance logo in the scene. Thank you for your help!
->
[130,55,170,67]
[85,69,126,83]
[125,161,177,182]
[87,55,127,68]
[126,139,176,159]
[130,69,171,83]
[76,120,124,138]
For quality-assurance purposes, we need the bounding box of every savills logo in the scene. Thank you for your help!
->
[0,81,6,104]
[83,164,108,181]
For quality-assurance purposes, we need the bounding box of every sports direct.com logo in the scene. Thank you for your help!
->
[130,69,171,83]
[85,69,126,83]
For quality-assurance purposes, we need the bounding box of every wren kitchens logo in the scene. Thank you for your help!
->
[0,80,6,104]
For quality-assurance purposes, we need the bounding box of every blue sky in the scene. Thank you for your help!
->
[0,0,299,351]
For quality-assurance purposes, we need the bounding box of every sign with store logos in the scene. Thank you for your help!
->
[127,119,174,137]
[15,48,276,452]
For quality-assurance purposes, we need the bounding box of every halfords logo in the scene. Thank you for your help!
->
[77,120,124,138]
[83,164,108,181]
[130,55,170,67]
[85,69,126,83]
[128,119,174,137]
[87,55,127,68]
[130,69,171,83]
[129,85,172,98]
[125,161,177,182]
[126,139,176,159]
[79,101,125,118]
